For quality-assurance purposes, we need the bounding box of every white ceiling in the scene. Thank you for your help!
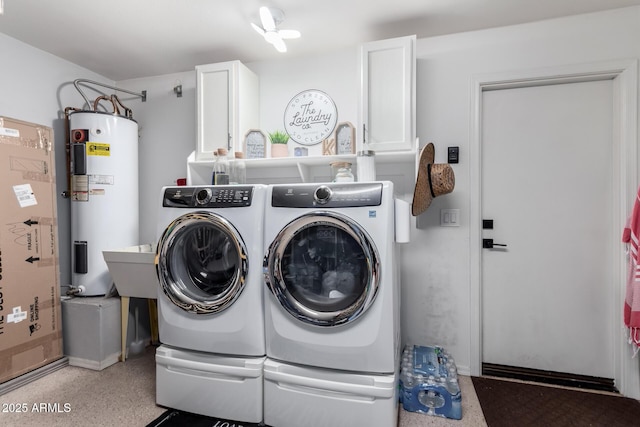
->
[1,0,639,81]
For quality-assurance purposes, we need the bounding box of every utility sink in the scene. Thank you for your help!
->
[102,244,157,299]
[103,244,159,362]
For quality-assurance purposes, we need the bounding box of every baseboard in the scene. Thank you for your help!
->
[0,357,69,396]
[482,363,617,393]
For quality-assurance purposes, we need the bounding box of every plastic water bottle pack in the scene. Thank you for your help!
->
[399,344,462,420]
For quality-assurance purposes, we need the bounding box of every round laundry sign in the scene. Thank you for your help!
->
[284,89,338,146]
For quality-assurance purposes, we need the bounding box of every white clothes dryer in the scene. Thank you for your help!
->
[263,181,403,374]
[155,185,266,356]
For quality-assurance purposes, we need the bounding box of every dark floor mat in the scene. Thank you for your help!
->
[472,376,640,427]
[146,409,269,427]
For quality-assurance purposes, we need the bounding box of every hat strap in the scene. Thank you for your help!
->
[427,163,435,198]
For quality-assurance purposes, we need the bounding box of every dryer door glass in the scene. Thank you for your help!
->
[265,212,379,326]
[157,211,248,314]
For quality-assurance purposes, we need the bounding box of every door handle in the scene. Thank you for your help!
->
[483,238,507,249]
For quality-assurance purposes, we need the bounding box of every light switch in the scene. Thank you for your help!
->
[448,146,459,164]
[441,209,460,227]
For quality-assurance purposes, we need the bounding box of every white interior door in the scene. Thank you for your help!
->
[481,79,615,380]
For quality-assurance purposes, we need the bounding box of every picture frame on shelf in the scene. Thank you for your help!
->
[244,129,266,159]
[335,122,356,155]
[294,147,309,157]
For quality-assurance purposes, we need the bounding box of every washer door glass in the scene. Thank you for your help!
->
[264,212,379,326]
[156,211,248,314]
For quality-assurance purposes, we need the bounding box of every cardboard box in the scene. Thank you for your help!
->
[0,116,63,384]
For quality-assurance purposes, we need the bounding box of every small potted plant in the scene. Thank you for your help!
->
[269,130,289,158]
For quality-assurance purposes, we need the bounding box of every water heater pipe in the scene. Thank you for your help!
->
[73,78,146,110]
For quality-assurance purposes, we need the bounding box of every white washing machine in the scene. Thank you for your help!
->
[263,181,407,374]
[155,185,266,422]
[156,185,265,355]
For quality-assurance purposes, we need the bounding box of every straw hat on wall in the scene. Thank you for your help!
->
[411,143,455,216]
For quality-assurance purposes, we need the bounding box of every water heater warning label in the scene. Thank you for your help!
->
[89,175,114,185]
[86,142,110,156]
[71,175,89,201]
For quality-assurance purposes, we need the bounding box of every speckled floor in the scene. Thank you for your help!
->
[0,346,487,426]
[400,375,487,427]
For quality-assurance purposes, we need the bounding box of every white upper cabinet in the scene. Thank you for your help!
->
[196,61,259,160]
[359,35,416,152]
[188,41,417,189]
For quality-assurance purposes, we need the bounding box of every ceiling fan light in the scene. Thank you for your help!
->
[251,22,265,35]
[264,31,279,45]
[279,29,301,40]
[253,6,296,53]
[273,38,287,53]
[259,6,276,31]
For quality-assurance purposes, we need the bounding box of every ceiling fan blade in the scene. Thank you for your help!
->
[278,29,301,40]
[272,37,287,53]
[259,6,276,31]
[251,22,265,36]
[264,31,279,44]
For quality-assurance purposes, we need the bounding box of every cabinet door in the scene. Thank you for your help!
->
[233,63,260,155]
[360,35,415,152]
[196,63,231,160]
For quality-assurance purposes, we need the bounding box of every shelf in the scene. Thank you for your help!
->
[187,150,417,193]
[188,150,415,168]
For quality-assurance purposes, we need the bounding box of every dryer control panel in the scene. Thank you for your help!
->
[272,182,383,208]
[163,186,253,208]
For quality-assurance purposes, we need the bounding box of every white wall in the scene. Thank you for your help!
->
[0,32,113,288]
[116,72,197,244]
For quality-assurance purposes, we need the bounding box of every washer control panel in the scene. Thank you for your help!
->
[272,182,383,208]
[163,186,253,208]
